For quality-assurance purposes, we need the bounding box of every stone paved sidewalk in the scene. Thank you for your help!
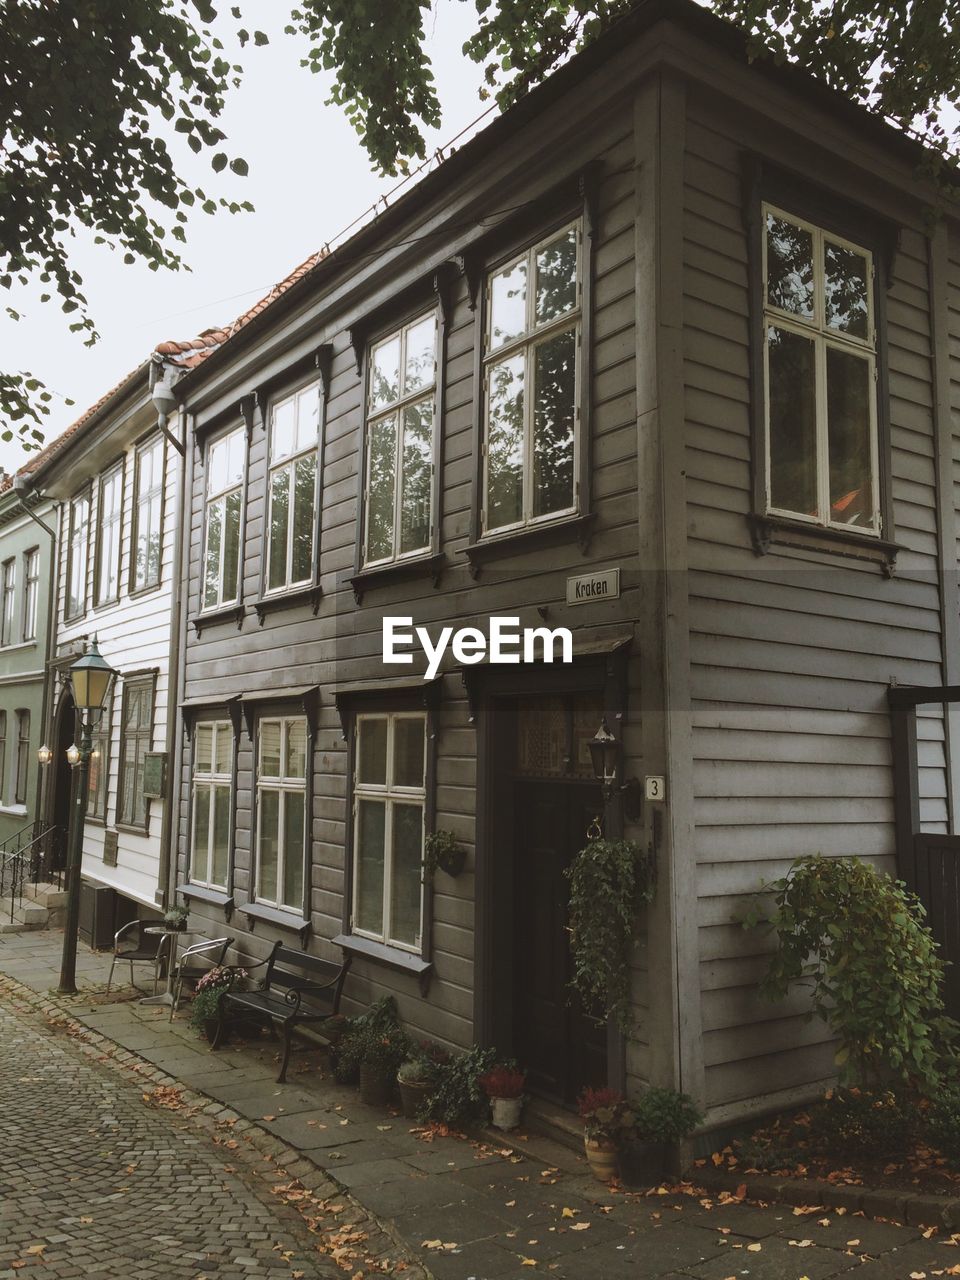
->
[3,927,959,1279]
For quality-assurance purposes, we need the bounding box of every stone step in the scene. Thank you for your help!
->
[24,882,68,910]
[0,898,50,933]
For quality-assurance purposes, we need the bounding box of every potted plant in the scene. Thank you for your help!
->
[622,1087,703,1185]
[479,1061,526,1131]
[356,1025,410,1107]
[577,1086,636,1182]
[163,904,189,932]
[397,1040,450,1118]
[189,965,247,1043]
[423,829,467,879]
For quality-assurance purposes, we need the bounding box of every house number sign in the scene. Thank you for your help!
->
[566,567,620,606]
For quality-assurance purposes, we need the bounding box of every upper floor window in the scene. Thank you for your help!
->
[191,720,233,891]
[22,549,38,642]
[1,560,15,646]
[352,712,425,952]
[266,383,320,592]
[132,435,164,593]
[94,463,123,606]
[88,694,111,823]
[203,427,245,610]
[363,312,437,566]
[117,677,153,829]
[255,717,307,912]
[66,491,90,619]
[763,206,879,533]
[14,709,29,806]
[483,221,581,534]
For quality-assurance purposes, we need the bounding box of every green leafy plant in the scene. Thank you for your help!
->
[565,839,654,1031]
[334,995,403,1083]
[632,1087,702,1144]
[423,829,466,879]
[813,1087,912,1157]
[925,1084,960,1165]
[352,1025,410,1081]
[163,905,189,930]
[420,1045,497,1127]
[398,1040,451,1085]
[577,1087,636,1143]
[745,855,956,1089]
[189,964,246,1031]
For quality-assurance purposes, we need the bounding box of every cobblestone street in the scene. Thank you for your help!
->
[0,993,335,1280]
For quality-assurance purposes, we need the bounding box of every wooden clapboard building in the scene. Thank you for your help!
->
[168,0,960,1134]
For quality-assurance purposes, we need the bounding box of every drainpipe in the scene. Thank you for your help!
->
[12,475,61,840]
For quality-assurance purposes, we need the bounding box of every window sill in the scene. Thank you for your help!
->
[182,883,234,915]
[0,640,36,655]
[116,821,149,837]
[463,513,595,576]
[0,804,27,817]
[129,581,162,602]
[333,932,432,995]
[348,553,446,604]
[747,513,900,575]
[243,899,311,945]
[253,583,322,625]
[191,604,246,636]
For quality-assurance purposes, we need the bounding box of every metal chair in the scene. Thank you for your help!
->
[106,920,167,994]
[169,936,234,1020]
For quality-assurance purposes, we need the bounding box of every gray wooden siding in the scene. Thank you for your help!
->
[682,93,948,1117]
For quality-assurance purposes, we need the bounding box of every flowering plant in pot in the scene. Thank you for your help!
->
[577,1086,637,1181]
[397,1040,450,1118]
[189,965,247,1042]
[163,904,189,931]
[478,1061,526,1131]
[355,1025,410,1107]
[423,829,467,879]
[622,1087,702,1185]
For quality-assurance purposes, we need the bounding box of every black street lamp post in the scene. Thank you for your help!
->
[58,637,118,996]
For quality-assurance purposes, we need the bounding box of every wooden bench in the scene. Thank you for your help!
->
[211,939,351,1082]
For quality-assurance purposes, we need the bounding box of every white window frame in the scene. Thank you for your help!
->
[265,381,320,594]
[202,426,245,611]
[21,548,38,642]
[481,219,582,536]
[0,559,15,647]
[363,311,438,568]
[255,716,307,912]
[132,434,164,593]
[65,490,90,620]
[190,720,233,891]
[94,462,123,607]
[762,203,880,535]
[351,712,426,953]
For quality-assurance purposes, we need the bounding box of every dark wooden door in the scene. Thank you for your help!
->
[513,779,607,1104]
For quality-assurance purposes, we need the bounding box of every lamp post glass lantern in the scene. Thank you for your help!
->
[58,636,117,994]
[588,718,620,791]
[37,743,52,766]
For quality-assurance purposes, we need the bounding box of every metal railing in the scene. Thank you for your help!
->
[0,825,62,924]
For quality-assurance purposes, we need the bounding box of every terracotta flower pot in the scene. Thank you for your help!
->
[490,1096,523,1131]
[584,1135,620,1182]
[358,1063,391,1107]
[397,1077,432,1119]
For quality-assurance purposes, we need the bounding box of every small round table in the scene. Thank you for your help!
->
[139,926,182,1007]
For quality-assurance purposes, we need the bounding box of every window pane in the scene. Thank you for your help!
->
[768,326,818,517]
[825,241,869,339]
[193,787,211,883]
[282,791,305,909]
[366,413,397,562]
[121,740,136,825]
[291,455,316,583]
[486,354,525,530]
[390,802,423,947]
[536,227,577,325]
[68,498,89,616]
[296,387,320,451]
[222,488,242,603]
[212,785,230,887]
[358,718,387,785]
[226,430,245,487]
[135,492,161,590]
[766,214,814,319]
[195,724,213,773]
[286,719,307,779]
[214,724,232,775]
[356,799,385,934]
[404,315,436,395]
[203,499,222,608]
[268,466,290,591]
[371,335,400,411]
[400,400,432,554]
[827,346,873,527]
[272,397,296,461]
[490,257,527,350]
[258,789,280,901]
[208,436,227,495]
[260,721,281,777]
[393,717,425,788]
[532,326,576,517]
[133,744,146,825]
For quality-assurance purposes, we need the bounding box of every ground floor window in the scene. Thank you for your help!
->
[88,697,111,822]
[191,720,233,890]
[255,717,307,912]
[352,712,426,951]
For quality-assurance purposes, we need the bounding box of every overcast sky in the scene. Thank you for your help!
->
[0,2,489,474]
